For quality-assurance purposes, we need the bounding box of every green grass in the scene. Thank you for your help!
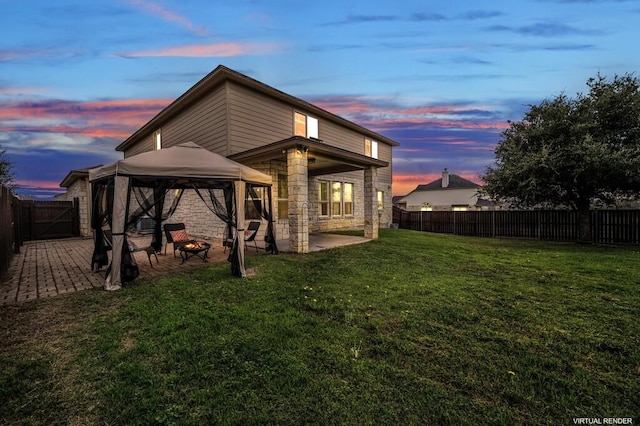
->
[1,229,639,425]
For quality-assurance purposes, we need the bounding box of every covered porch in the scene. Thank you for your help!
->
[229,136,388,254]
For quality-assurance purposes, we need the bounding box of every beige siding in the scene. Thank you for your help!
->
[123,85,228,158]
[227,82,292,153]
[162,85,228,154]
[125,134,153,158]
[320,119,365,153]
[377,142,392,184]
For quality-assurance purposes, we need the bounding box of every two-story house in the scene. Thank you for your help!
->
[115,65,399,253]
[397,169,495,211]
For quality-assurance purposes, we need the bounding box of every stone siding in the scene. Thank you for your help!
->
[60,178,91,237]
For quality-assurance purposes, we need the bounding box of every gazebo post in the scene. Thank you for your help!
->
[235,181,246,277]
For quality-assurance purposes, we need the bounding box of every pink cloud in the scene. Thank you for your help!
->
[0,98,168,149]
[14,179,66,190]
[128,0,209,36]
[311,95,509,132]
[117,42,282,58]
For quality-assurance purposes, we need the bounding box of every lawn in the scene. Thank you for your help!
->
[1,229,638,425]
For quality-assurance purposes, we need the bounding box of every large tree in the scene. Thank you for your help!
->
[482,73,640,242]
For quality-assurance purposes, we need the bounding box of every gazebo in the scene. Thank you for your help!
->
[88,142,277,290]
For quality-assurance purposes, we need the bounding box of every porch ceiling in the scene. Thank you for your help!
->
[228,136,389,176]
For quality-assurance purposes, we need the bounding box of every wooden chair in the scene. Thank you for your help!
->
[163,223,193,257]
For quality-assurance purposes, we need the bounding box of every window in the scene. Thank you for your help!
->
[294,112,306,138]
[294,112,319,139]
[245,187,263,220]
[319,180,353,217]
[365,138,378,159]
[377,190,384,211]
[307,116,318,139]
[154,129,162,150]
[452,205,468,211]
[343,183,353,215]
[278,174,288,219]
[318,180,329,216]
[331,182,342,216]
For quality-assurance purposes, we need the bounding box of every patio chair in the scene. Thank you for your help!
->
[222,221,261,253]
[244,221,261,253]
[102,228,158,268]
[163,223,193,257]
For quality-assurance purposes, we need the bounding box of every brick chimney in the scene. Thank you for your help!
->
[442,168,449,188]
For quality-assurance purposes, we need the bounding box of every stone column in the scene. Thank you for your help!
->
[364,166,379,239]
[287,147,309,253]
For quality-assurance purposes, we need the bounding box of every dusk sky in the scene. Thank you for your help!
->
[2,0,639,199]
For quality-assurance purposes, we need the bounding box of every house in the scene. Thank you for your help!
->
[114,65,399,253]
[58,165,102,237]
[397,169,496,211]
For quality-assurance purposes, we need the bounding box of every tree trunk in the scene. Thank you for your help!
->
[577,205,592,244]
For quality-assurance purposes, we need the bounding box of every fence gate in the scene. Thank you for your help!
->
[21,198,80,241]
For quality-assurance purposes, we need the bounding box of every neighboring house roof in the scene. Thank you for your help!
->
[116,65,399,153]
[414,174,480,192]
[60,165,102,188]
[392,195,406,206]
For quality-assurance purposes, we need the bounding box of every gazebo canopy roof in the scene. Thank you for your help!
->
[89,142,272,186]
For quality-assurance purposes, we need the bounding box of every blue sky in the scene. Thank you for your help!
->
[1,0,639,198]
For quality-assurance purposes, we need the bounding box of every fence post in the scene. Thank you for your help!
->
[492,210,495,238]
[453,211,456,235]
[73,197,80,236]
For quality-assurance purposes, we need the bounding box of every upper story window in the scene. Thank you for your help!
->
[154,129,162,150]
[365,138,378,159]
[294,112,319,139]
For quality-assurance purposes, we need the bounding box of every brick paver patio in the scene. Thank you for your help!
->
[0,236,228,305]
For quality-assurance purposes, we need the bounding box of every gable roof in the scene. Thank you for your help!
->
[60,165,103,188]
[414,174,480,192]
[116,65,399,153]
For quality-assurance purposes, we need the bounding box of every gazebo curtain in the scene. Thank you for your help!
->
[129,181,184,251]
[247,184,279,254]
[91,177,274,289]
[90,180,114,272]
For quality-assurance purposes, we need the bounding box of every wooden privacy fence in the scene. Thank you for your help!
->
[20,199,80,241]
[392,207,640,244]
[0,185,22,279]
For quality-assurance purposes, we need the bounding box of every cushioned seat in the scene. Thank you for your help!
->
[163,223,193,257]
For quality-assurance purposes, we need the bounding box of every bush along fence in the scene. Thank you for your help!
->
[392,206,640,245]
[0,185,22,279]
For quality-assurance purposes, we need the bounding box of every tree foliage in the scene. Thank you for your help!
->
[0,147,16,191]
[482,73,640,241]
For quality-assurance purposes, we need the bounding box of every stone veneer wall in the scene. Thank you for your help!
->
[167,190,228,244]
[149,159,392,245]
[60,178,91,237]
